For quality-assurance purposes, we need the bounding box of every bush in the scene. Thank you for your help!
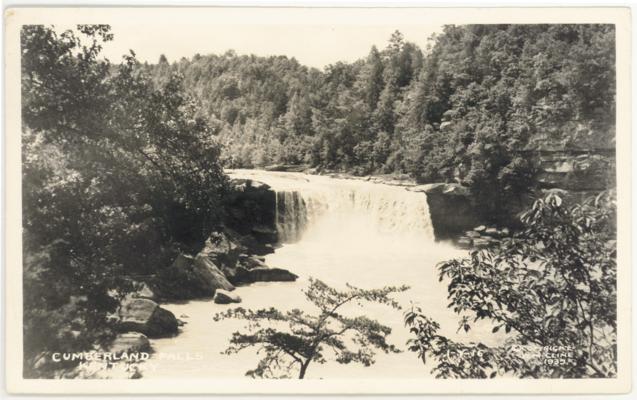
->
[405,191,617,378]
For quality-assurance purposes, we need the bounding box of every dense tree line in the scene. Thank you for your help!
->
[149,25,615,218]
[22,25,227,376]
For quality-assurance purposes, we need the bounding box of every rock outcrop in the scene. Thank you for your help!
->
[409,183,481,240]
[225,179,278,251]
[455,226,511,249]
[117,298,178,338]
[233,266,299,284]
[152,252,235,300]
[213,289,242,304]
[199,230,245,271]
[108,332,151,354]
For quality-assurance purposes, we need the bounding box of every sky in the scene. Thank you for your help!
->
[98,23,442,69]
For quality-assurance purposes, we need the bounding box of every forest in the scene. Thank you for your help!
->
[146,25,615,217]
[21,24,616,379]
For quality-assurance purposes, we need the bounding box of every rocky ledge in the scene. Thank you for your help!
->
[408,183,481,240]
[455,225,511,250]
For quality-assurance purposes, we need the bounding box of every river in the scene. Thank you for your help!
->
[142,170,501,379]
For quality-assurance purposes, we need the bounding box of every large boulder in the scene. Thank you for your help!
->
[192,254,235,292]
[108,332,151,354]
[200,230,245,269]
[153,253,235,300]
[213,289,242,304]
[231,266,298,285]
[117,298,178,338]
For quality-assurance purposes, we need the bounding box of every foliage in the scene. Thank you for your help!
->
[214,278,409,378]
[405,191,617,378]
[149,25,615,222]
[21,25,227,376]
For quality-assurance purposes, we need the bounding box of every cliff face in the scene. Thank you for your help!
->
[411,149,616,240]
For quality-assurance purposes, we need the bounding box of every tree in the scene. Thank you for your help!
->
[214,278,409,378]
[21,25,228,376]
[405,191,617,378]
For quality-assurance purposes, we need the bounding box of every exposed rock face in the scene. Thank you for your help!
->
[192,254,235,292]
[535,151,615,191]
[108,332,151,354]
[409,183,481,240]
[213,289,242,304]
[117,298,178,337]
[225,179,278,250]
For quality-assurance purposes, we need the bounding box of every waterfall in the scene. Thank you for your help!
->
[230,170,435,245]
[275,191,309,243]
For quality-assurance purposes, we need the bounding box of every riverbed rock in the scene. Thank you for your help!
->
[214,289,242,304]
[239,254,268,269]
[232,266,298,284]
[484,227,499,236]
[246,267,298,282]
[456,237,473,249]
[472,237,492,249]
[117,298,178,337]
[108,332,151,354]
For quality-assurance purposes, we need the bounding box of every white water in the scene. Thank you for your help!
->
[142,170,500,379]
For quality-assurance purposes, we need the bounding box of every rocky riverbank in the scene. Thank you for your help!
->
[41,177,298,379]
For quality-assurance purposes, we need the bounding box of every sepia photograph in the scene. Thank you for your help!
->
[2,5,632,395]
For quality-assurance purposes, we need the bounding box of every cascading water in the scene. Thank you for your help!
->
[144,170,501,379]
[247,170,436,245]
[275,191,309,243]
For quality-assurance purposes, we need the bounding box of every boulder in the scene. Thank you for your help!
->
[130,282,156,301]
[484,227,499,236]
[456,237,473,249]
[214,289,242,304]
[472,238,492,249]
[108,332,151,354]
[246,267,298,282]
[465,231,481,238]
[240,254,268,269]
[200,231,245,269]
[192,254,235,292]
[474,225,487,232]
[232,266,298,284]
[152,253,234,300]
[117,298,178,337]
